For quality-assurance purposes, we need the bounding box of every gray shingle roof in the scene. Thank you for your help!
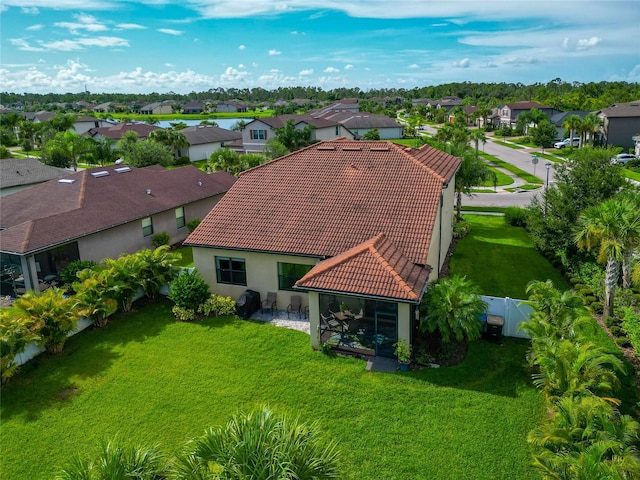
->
[0,158,68,189]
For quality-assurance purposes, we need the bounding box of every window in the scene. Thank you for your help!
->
[175,207,186,229]
[142,217,153,237]
[335,126,339,135]
[502,108,508,116]
[278,262,313,291]
[216,257,247,285]
[250,129,267,140]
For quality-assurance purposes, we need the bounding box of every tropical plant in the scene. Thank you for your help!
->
[123,140,174,168]
[274,119,314,151]
[0,311,39,384]
[198,294,237,317]
[148,128,189,160]
[59,260,98,289]
[393,338,412,363]
[454,150,497,220]
[562,114,583,147]
[55,438,168,480]
[134,246,181,300]
[362,128,380,140]
[469,128,487,157]
[263,138,290,160]
[419,275,487,344]
[7,289,80,355]
[575,196,640,317]
[172,405,340,479]
[73,268,119,327]
[151,232,170,248]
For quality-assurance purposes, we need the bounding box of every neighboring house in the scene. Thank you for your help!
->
[313,99,360,116]
[0,158,68,197]
[596,100,640,150]
[549,110,590,139]
[85,122,162,144]
[93,102,114,113]
[23,111,55,124]
[185,139,460,358]
[139,101,174,115]
[498,101,557,126]
[182,101,205,114]
[0,165,236,297]
[317,111,403,139]
[216,101,248,113]
[178,125,242,161]
[241,114,354,153]
[73,115,107,135]
[434,96,463,111]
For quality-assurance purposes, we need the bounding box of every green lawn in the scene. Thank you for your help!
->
[1,301,542,480]
[492,140,525,149]
[479,152,542,184]
[173,245,194,267]
[450,215,569,299]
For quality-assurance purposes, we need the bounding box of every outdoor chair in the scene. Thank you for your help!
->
[261,291,277,315]
[352,308,364,321]
[321,311,347,333]
[287,295,302,319]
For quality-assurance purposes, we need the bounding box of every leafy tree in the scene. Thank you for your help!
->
[47,113,76,132]
[530,119,558,152]
[362,128,380,140]
[207,147,240,174]
[230,120,246,131]
[454,150,496,220]
[41,130,95,170]
[575,196,640,317]
[274,119,313,151]
[173,406,340,479]
[124,140,174,168]
[263,138,289,160]
[7,288,80,354]
[92,137,117,166]
[0,145,10,159]
[148,128,189,160]
[419,275,487,344]
[469,128,487,157]
[562,114,583,145]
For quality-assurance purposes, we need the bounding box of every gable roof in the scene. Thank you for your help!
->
[597,101,640,118]
[181,125,242,145]
[296,233,431,302]
[316,112,402,129]
[502,101,553,110]
[0,165,236,254]
[85,122,161,140]
[247,114,339,130]
[549,110,591,126]
[185,140,460,267]
[0,158,68,189]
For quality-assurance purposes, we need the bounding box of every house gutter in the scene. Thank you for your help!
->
[294,285,421,305]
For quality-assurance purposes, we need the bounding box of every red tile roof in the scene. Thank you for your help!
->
[0,165,236,254]
[296,233,431,301]
[186,140,460,270]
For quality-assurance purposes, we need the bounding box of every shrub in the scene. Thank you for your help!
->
[616,336,631,348]
[590,300,604,314]
[605,316,622,328]
[453,219,471,239]
[151,232,170,248]
[175,156,190,165]
[0,313,39,384]
[186,218,201,233]
[504,207,528,227]
[168,269,210,311]
[171,305,196,322]
[609,325,622,337]
[59,260,98,289]
[198,294,237,317]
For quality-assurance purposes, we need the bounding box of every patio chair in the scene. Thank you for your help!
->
[261,291,277,315]
[287,295,302,319]
[352,308,364,321]
[321,311,347,333]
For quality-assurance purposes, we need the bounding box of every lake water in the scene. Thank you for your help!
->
[156,118,252,130]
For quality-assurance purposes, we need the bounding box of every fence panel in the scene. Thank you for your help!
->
[480,295,532,339]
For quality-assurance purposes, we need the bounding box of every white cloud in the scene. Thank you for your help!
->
[270,69,280,73]
[503,56,538,65]
[26,24,44,31]
[344,64,354,70]
[55,13,107,33]
[324,66,339,73]
[158,28,183,35]
[408,63,419,69]
[238,64,246,69]
[239,44,246,50]
[220,66,248,83]
[21,6,39,14]
[451,58,470,68]
[576,36,601,50]
[165,63,174,67]
[40,36,129,51]
[268,49,281,55]
[9,38,44,52]
[299,69,313,75]
[116,23,146,30]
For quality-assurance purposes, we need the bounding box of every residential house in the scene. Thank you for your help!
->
[498,101,556,127]
[0,165,236,297]
[178,125,242,161]
[317,111,403,139]
[23,111,55,124]
[93,102,114,113]
[0,158,68,197]
[434,96,463,111]
[549,110,590,139]
[139,101,174,115]
[85,122,162,145]
[216,101,248,113]
[182,101,205,114]
[241,114,354,153]
[596,100,640,150]
[185,140,460,358]
[73,115,108,135]
[313,98,360,116]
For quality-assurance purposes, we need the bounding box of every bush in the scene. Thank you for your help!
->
[175,156,190,165]
[453,219,471,239]
[186,218,201,233]
[168,269,210,311]
[198,294,237,317]
[616,336,631,348]
[151,232,170,248]
[504,207,528,227]
[605,316,621,328]
[172,305,196,322]
[609,325,622,337]
[59,260,98,288]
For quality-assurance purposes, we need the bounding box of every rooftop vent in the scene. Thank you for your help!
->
[343,146,362,151]
[371,147,389,151]
[114,166,131,173]
[317,146,335,151]
[58,179,75,184]
[91,171,109,178]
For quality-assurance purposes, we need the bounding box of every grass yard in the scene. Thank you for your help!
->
[479,152,542,184]
[1,301,542,480]
[173,245,194,267]
[450,214,569,299]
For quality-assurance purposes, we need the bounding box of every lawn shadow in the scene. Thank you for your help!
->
[405,337,534,398]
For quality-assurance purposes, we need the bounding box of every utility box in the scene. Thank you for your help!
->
[486,314,504,340]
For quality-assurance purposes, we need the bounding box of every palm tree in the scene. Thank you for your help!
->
[148,129,189,160]
[419,275,487,344]
[575,197,640,317]
[580,113,604,147]
[454,150,496,220]
[172,405,340,479]
[469,128,487,158]
[562,114,583,147]
[132,246,181,300]
[0,311,39,384]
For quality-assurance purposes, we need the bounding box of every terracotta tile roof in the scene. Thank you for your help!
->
[185,140,460,267]
[0,165,236,254]
[296,233,430,302]
[86,122,161,140]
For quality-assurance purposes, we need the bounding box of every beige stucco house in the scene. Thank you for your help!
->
[0,165,236,297]
[185,140,460,359]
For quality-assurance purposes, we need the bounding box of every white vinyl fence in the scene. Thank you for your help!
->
[480,295,533,339]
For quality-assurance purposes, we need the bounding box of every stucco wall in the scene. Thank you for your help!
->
[424,178,455,283]
[187,142,223,162]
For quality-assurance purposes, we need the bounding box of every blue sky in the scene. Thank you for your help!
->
[1,1,639,94]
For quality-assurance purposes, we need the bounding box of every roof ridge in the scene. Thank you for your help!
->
[369,235,418,299]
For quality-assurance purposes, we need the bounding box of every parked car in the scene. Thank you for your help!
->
[554,137,580,149]
[610,153,638,165]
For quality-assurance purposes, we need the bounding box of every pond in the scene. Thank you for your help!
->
[156,118,252,130]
